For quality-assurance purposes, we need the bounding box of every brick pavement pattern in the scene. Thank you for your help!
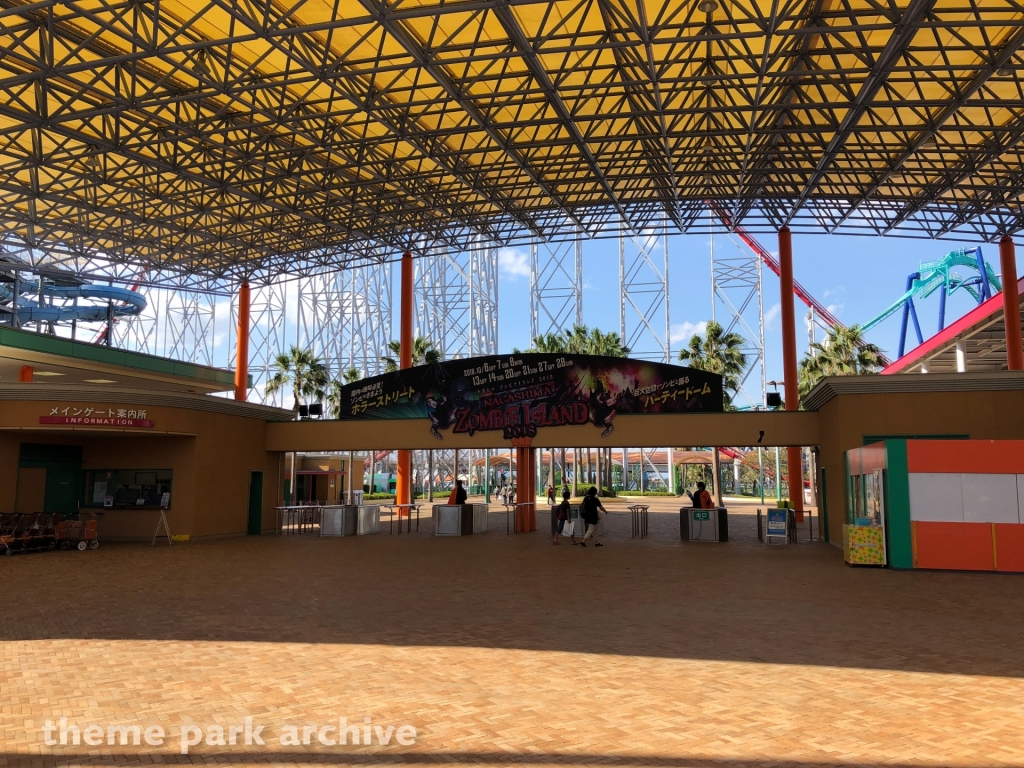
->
[3,505,1024,767]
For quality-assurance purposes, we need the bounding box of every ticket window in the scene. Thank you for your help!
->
[85,469,173,509]
[848,469,885,527]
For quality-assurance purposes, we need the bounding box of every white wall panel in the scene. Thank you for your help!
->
[908,473,964,522]
[962,474,1020,523]
[1019,475,1024,522]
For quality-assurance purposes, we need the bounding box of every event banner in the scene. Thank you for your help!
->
[337,354,722,440]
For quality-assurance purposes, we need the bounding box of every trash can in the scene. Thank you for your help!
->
[356,505,379,534]
[434,504,488,535]
[680,507,728,542]
[320,505,357,536]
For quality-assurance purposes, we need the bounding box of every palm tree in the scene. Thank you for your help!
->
[525,332,568,353]
[325,379,345,419]
[799,324,885,400]
[515,324,630,357]
[678,321,747,407]
[584,327,630,357]
[380,336,441,372]
[265,346,328,412]
[342,367,362,384]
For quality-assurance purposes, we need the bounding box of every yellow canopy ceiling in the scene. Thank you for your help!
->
[0,0,1021,278]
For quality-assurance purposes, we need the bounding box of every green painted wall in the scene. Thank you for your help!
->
[883,439,913,569]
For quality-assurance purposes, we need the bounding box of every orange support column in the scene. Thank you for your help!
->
[1000,236,1023,371]
[512,439,535,532]
[532,448,540,532]
[18,365,33,382]
[396,252,414,508]
[778,228,804,518]
[234,281,250,401]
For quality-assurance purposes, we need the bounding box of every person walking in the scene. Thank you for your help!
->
[580,486,606,548]
[547,484,556,505]
[560,487,578,544]
[552,492,570,545]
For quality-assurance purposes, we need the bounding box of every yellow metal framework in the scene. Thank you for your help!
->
[0,0,1022,280]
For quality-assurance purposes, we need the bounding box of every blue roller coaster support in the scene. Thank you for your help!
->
[862,247,1001,359]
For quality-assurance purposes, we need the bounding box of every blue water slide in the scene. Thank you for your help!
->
[0,282,146,324]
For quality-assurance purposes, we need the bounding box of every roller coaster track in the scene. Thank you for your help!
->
[707,202,891,366]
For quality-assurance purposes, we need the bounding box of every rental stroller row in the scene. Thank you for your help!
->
[0,512,57,555]
[0,513,99,555]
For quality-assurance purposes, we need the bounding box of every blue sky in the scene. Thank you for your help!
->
[484,230,1002,405]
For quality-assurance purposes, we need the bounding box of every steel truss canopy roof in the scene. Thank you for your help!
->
[1,0,1023,281]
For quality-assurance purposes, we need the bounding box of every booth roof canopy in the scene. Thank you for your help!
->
[1,0,1023,280]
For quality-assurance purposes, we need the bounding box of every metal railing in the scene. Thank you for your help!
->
[628,505,649,538]
[275,505,321,536]
[382,504,421,534]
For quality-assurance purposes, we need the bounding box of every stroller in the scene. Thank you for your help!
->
[56,514,100,551]
[0,513,58,556]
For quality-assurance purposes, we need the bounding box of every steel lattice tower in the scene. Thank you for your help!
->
[112,287,163,354]
[416,241,497,359]
[297,273,345,378]
[114,287,222,369]
[297,265,392,380]
[530,238,582,340]
[342,264,394,378]
[619,229,671,362]
[165,291,218,367]
[709,213,767,408]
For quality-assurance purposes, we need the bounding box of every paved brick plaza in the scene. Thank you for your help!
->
[3,503,1024,767]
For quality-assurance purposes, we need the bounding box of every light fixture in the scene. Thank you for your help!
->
[33,371,65,377]
[702,76,716,87]
[698,0,718,11]
[83,378,117,384]
[997,66,1014,77]
[920,136,937,149]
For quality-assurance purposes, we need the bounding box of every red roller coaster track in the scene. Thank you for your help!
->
[707,202,890,366]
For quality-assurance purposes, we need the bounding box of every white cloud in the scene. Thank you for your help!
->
[826,303,844,317]
[670,320,707,344]
[764,302,781,329]
[823,286,845,299]
[497,247,530,279]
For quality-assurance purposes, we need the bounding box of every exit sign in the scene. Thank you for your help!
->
[693,510,711,521]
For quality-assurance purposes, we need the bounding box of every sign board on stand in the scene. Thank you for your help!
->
[765,508,789,544]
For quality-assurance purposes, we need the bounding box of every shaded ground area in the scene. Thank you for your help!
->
[3,502,1023,766]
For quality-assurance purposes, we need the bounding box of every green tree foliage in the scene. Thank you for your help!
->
[677,321,748,407]
[265,346,328,412]
[798,324,885,401]
[325,379,345,419]
[380,336,442,372]
[342,367,362,384]
[515,324,630,357]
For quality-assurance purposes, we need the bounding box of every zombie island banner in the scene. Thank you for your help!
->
[337,354,723,440]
